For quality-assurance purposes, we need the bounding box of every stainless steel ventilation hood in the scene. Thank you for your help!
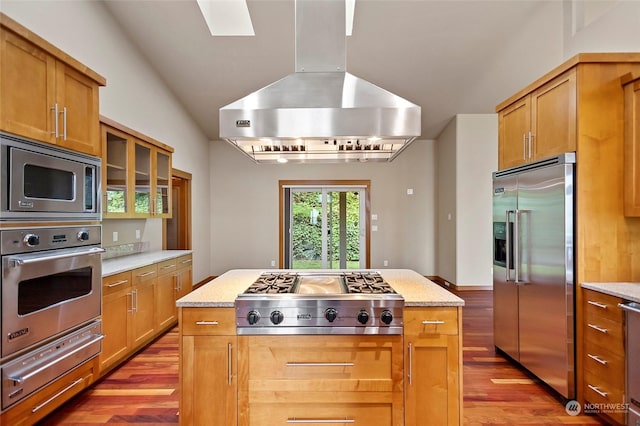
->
[219,0,421,163]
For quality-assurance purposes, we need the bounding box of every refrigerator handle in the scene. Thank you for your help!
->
[506,210,514,282]
[514,209,520,284]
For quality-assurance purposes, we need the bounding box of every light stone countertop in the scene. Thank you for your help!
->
[102,250,193,277]
[582,282,640,304]
[176,269,464,308]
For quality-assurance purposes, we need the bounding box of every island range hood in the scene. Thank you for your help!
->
[219,0,421,164]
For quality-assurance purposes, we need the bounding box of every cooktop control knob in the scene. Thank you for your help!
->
[247,310,261,325]
[381,310,393,325]
[77,231,90,241]
[24,233,40,247]
[357,310,369,325]
[270,310,284,325]
[325,308,338,323]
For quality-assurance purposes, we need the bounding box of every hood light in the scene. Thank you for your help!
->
[277,158,288,164]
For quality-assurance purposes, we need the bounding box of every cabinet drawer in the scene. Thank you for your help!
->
[404,307,459,336]
[176,254,192,270]
[582,347,625,390]
[584,369,626,424]
[181,308,236,335]
[132,264,157,285]
[240,335,401,391]
[584,290,624,323]
[247,402,393,426]
[102,271,132,296]
[157,258,178,276]
[584,316,624,355]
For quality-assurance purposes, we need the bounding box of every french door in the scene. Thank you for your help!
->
[281,183,369,269]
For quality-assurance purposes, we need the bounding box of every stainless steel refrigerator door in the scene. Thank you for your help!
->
[493,174,519,361]
[516,163,574,399]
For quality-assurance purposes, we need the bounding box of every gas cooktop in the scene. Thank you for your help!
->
[235,271,404,335]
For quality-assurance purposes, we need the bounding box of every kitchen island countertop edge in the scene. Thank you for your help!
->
[176,269,464,308]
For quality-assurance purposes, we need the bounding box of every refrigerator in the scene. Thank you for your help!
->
[492,153,575,399]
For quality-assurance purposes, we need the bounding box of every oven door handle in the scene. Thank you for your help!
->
[7,246,105,267]
[8,333,104,383]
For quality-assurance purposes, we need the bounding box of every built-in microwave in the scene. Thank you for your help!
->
[0,132,101,221]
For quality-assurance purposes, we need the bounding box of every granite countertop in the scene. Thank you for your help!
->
[582,282,640,304]
[176,269,464,308]
[102,250,192,277]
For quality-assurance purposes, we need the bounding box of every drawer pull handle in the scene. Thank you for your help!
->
[32,377,83,413]
[181,259,192,264]
[161,264,176,269]
[137,271,156,277]
[287,419,354,424]
[422,320,445,325]
[587,300,608,309]
[587,323,608,334]
[195,321,219,326]
[587,354,608,365]
[588,384,608,398]
[107,279,129,288]
[227,343,233,385]
[286,362,354,367]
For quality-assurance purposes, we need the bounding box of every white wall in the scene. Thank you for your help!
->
[2,1,212,284]
[209,139,436,276]
[436,115,497,288]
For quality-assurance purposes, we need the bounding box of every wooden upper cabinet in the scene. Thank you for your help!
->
[0,15,105,156]
[498,68,576,169]
[623,74,640,216]
[101,117,174,219]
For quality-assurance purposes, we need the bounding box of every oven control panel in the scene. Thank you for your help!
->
[1,225,101,254]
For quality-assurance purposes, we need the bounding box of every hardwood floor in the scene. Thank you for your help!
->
[39,291,605,425]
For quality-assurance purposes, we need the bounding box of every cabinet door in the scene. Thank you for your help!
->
[155,150,172,217]
[498,96,530,169]
[156,272,178,330]
[131,266,157,347]
[0,29,56,143]
[404,307,461,426]
[624,78,640,216]
[181,335,237,426]
[102,125,131,217]
[531,69,577,160]
[133,140,153,216]
[55,61,101,156]
[177,265,193,299]
[100,287,131,373]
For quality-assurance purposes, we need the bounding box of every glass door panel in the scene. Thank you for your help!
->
[156,151,170,216]
[104,131,128,215]
[134,142,151,214]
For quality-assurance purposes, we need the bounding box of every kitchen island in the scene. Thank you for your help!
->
[177,269,464,426]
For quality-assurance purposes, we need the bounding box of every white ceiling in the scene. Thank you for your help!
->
[102,0,545,141]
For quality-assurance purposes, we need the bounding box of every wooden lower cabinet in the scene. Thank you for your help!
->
[180,308,237,426]
[237,334,404,426]
[178,306,463,425]
[0,358,97,426]
[157,254,193,330]
[582,289,626,425]
[404,307,462,426]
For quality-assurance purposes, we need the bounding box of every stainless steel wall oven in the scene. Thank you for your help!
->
[0,132,101,221]
[0,225,104,411]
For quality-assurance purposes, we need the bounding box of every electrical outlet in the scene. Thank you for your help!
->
[372,225,378,232]
[383,260,388,267]
[271,260,276,267]
[407,188,413,195]
[135,229,141,240]
[112,231,118,242]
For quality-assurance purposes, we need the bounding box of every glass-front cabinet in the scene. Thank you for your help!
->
[101,118,173,219]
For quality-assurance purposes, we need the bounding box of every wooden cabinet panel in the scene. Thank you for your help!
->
[624,76,640,216]
[0,21,104,156]
[181,307,236,336]
[404,307,462,426]
[101,118,174,219]
[247,402,393,426]
[131,266,157,348]
[497,69,576,169]
[102,270,132,297]
[100,283,132,373]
